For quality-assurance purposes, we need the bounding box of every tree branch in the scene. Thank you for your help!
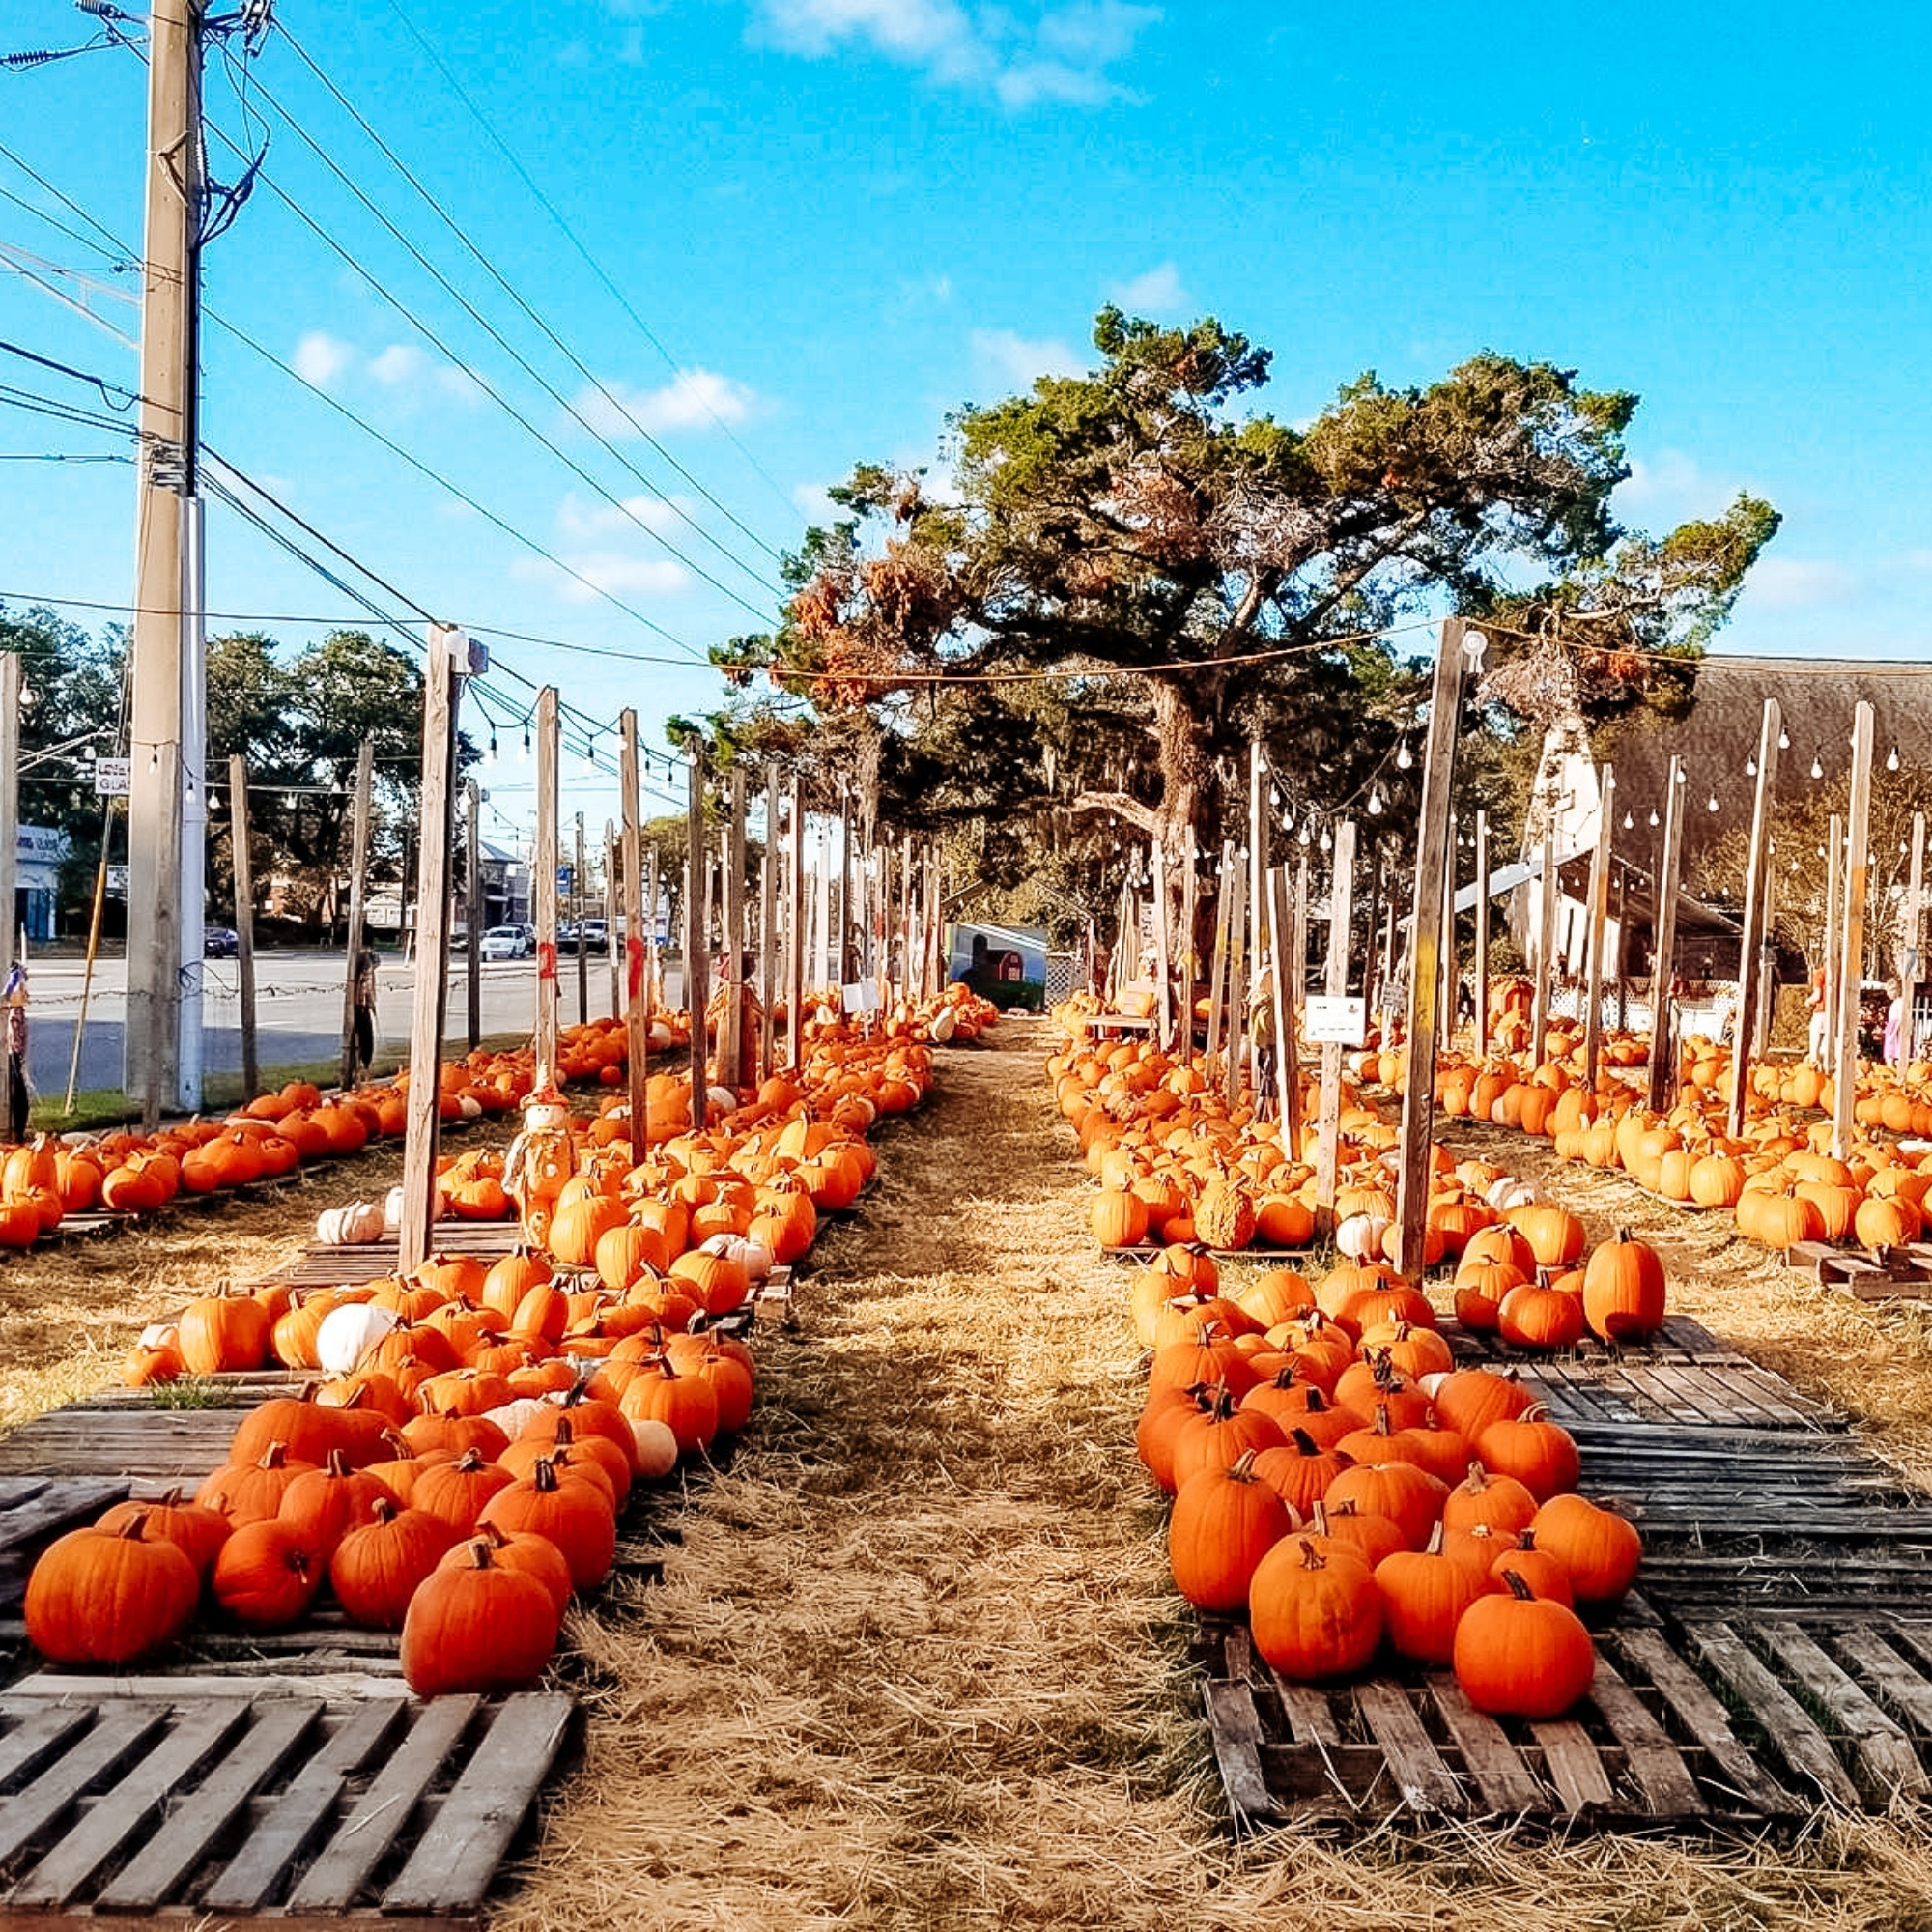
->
[1071,789,1159,836]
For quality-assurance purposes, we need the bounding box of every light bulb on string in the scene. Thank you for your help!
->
[1395,740,1413,772]
[1777,725,1790,750]
[1746,754,1756,777]
[1889,745,1901,771]
[1622,810,1634,830]
[1707,793,1719,812]
[1319,827,1332,853]
[484,729,497,769]
[1297,821,1311,846]
[1810,750,1824,781]
[1648,810,1659,827]
[1367,788,1384,816]
[519,723,531,765]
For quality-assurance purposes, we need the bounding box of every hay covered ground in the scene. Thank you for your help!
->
[497,1024,1932,1932]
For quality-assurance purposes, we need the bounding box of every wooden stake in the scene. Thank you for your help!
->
[1392,617,1471,1279]
[227,753,258,1102]
[604,819,620,1021]
[1473,810,1490,1058]
[1728,703,1781,1137]
[465,781,483,1052]
[686,750,710,1115]
[1223,848,1249,1110]
[338,737,375,1092]
[1823,812,1843,1065]
[397,627,461,1272]
[1646,755,1687,1112]
[643,843,659,1049]
[1438,812,1458,1045]
[838,781,854,988]
[1530,814,1560,1066]
[759,765,778,1080]
[1151,840,1174,1052]
[1907,810,1927,990]
[786,779,805,1069]
[1248,739,1267,957]
[531,689,560,1082]
[1203,843,1233,1074]
[1181,829,1198,1048]
[720,766,746,1085]
[1267,864,1296,1136]
[1313,821,1356,1234]
[618,714,647,1147]
[1833,702,1876,1160]
[1583,767,1616,1093]
[574,812,588,1028]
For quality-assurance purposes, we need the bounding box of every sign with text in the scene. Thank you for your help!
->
[92,757,130,797]
[1304,995,1367,1046]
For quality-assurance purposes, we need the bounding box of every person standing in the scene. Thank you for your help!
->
[3,965,27,1144]
[1885,980,1907,1067]
[1247,949,1278,1118]
[350,947,380,1084]
[1805,965,1829,1064]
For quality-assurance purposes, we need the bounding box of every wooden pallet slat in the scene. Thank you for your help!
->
[202,1698,409,1915]
[284,1694,481,1912]
[1268,1674,1341,1746]
[380,1691,575,1916]
[1844,1626,1932,1735]
[1527,1718,1616,1813]
[1353,1681,1464,1815]
[1615,1628,1801,1816]
[8,1697,251,1908]
[1585,1658,1706,1817]
[1750,1621,1930,1800]
[1200,1681,1279,1825]
[1683,1622,1861,1806]
[1426,1675,1545,1814]
[0,1709,96,1799]
[0,1707,169,1869]
[92,1698,324,1912]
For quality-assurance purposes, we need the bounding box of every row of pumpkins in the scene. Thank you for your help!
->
[27,1368,717,1697]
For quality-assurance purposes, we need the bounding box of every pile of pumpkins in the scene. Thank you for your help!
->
[25,1358,716,1696]
[1136,1248,1645,1719]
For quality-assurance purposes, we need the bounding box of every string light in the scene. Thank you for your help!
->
[1746,753,1757,777]
[1810,749,1824,781]
[1648,810,1660,828]
[1368,787,1385,816]
[1297,821,1311,847]
[1888,744,1901,771]
[484,728,497,769]
[1319,827,1332,853]
[1707,793,1719,812]
[519,723,531,764]
[1777,725,1790,750]
[1622,810,1634,830]
[1395,740,1413,772]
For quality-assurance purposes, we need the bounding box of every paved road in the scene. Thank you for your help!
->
[14,949,680,1102]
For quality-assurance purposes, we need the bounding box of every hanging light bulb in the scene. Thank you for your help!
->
[1888,744,1901,771]
[519,723,531,764]
[1367,787,1384,816]
[1319,827,1332,853]
[1648,809,1659,828]
[1778,725,1790,750]
[1810,749,1823,780]
[1707,793,1719,812]
[1622,810,1634,830]
[1395,740,1413,772]
[582,739,598,775]
[1297,821,1311,846]
[1746,754,1757,777]
[484,729,498,769]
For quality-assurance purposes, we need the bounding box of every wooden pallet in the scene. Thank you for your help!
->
[1786,1239,1932,1298]
[1199,1613,1932,1825]
[0,1481,136,1618]
[0,1681,573,1927]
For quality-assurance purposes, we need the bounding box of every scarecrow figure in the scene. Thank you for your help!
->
[3,966,25,1144]
[502,1080,579,1247]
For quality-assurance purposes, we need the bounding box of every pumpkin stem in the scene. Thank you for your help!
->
[530,1457,560,1492]
[370,1497,397,1524]
[114,1511,150,1541]
[325,1448,351,1478]
[1290,1428,1321,1457]
[259,1441,289,1470]
[1227,1449,1260,1482]
[1501,1567,1538,1602]
[455,1447,487,1471]
[1424,1520,1446,1556]
[1463,1462,1488,1491]
[1296,1538,1326,1571]
[465,1538,497,1571]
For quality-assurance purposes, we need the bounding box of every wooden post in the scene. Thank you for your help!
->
[1203,843,1234,1074]
[1361,847,1382,1037]
[1313,821,1357,1234]
[759,765,778,1079]
[1151,841,1174,1053]
[1614,858,1629,1034]
[1223,849,1249,1110]
[1728,703,1781,1137]
[1906,810,1927,991]
[1833,702,1876,1160]
[1473,810,1490,1058]
[1823,813,1844,1066]
[1583,767,1617,1094]
[1392,617,1471,1279]
[339,737,375,1092]
[786,778,805,1069]
[1268,864,1296,1138]
[1248,739,1268,962]
[1181,829,1198,1050]
[1530,814,1561,1066]
[720,767,746,1085]
[574,813,589,1028]
[1438,812,1458,1045]
[837,781,854,988]
[227,753,259,1102]
[465,781,483,1052]
[685,750,710,1116]
[618,714,647,1146]
[531,688,560,1084]
[642,844,659,1048]
[397,627,461,1273]
[604,820,620,1021]
[1646,756,1687,1112]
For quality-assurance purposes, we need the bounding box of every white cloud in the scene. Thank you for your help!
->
[970,326,1084,390]
[1744,556,1861,610]
[555,492,690,542]
[752,0,1157,107]
[1108,261,1188,314]
[1615,449,1730,516]
[570,369,758,440]
[554,553,691,603]
[292,330,355,388]
[791,480,841,525]
[367,343,429,386]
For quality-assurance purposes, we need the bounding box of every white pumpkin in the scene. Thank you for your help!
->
[647,1020,674,1050]
[1335,1212,1390,1261]
[700,1231,773,1283]
[138,1321,179,1352]
[315,1301,399,1375]
[1485,1177,1538,1212]
[929,1005,957,1044]
[631,1417,679,1479]
[316,1200,385,1246]
[482,1397,554,1442]
[458,1094,483,1121]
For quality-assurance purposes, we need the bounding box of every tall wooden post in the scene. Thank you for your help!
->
[463,781,483,1051]
[1223,850,1249,1110]
[1438,812,1458,1045]
[1180,830,1199,1048]
[1313,821,1357,1233]
[1392,617,1471,1278]
[1267,864,1296,1138]
[1728,703,1781,1137]
[1823,813,1844,1067]
[397,627,462,1272]
[1833,703,1876,1160]
[1614,859,1630,1033]
[603,820,620,1020]
[574,812,589,1028]
[759,766,778,1079]
[837,781,854,987]
[1906,811,1927,991]
[685,750,711,1116]
[786,779,805,1069]
[1582,767,1617,1094]
[531,689,560,1083]
[338,737,375,1091]
[1151,841,1174,1052]
[1473,810,1491,1058]
[719,767,746,1086]
[618,714,647,1145]
[1204,844,1234,1074]
[1530,814,1561,1066]
[1248,740,1268,957]
[1646,756,1687,1112]
[227,753,258,1102]
[643,845,659,1047]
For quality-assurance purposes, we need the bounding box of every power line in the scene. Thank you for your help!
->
[276,20,790,574]
[382,0,802,529]
[203,106,781,624]
[0,181,134,268]
[0,139,133,259]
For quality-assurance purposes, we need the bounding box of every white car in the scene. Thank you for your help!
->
[481,926,525,960]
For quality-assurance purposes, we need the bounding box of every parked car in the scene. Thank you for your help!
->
[481,925,526,960]
[204,927,239,958]
[579,919,609,955]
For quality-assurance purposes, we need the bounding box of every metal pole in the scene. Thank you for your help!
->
[338,737,374,1091]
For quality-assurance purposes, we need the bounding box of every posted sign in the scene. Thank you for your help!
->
[1304,995,1367,1046]
[93,757,130,797]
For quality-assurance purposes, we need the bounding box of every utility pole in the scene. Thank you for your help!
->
[126,0,206,1126]
[0,651,18,972]
[338,737,374,1092]
[465,780,483,1052]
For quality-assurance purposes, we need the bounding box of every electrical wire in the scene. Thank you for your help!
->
[0,139,133,258]
[0,182,134,268]
[276,19,790,573]
[382,0,801,528]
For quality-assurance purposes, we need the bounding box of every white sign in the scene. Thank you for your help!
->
[93,757,130,797]
[1305,995,1367,1046]
[105,866,128,896]
[841,980,881,1014]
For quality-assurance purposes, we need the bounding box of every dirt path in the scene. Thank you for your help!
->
[497,1024,1932,1932]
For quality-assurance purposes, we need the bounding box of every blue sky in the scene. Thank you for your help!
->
[2,0,1928,838]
